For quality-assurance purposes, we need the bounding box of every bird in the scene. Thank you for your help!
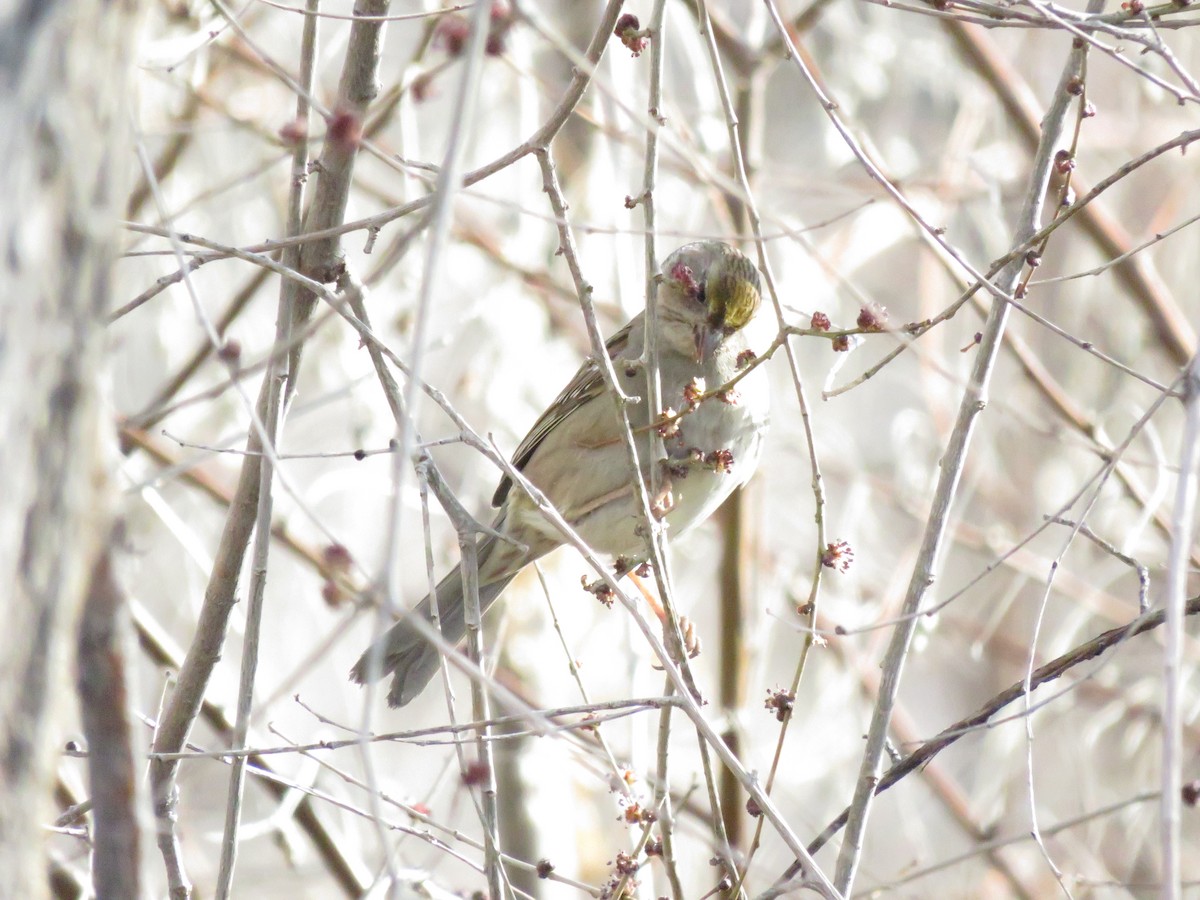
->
[351,241,770,707]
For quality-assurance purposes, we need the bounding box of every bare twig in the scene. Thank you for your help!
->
[1160,354,1200,900]
[823,22,1087,895]
[1046,515,1150,612]
[943,18,1197,365]
[635,2,688,888]
[212,4,319,895]
[776,595,1200,886]
[131,599,369,895]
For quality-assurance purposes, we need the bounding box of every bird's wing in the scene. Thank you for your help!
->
[491,317,638,508]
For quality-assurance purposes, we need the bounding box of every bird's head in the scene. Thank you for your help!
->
[659,242,763,361]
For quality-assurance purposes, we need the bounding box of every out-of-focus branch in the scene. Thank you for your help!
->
[0,1,138,895]
[77,542,139,899]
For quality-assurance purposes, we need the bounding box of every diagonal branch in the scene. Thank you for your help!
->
[822,23,1091,896]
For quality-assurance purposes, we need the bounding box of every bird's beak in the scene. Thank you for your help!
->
[694,325,724,363]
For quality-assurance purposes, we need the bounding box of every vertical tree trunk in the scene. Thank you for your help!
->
[0,1,140,895]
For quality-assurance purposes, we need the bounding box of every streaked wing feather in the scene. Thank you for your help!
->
[491,319,636,507]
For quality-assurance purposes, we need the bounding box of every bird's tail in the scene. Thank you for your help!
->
[351,543,519,707]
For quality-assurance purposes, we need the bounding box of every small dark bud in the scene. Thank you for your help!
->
[856,303,888,332]
[537,859,555,879]
[218,339,242,365]
[622,802,656,825]
[614,14,649,56]
[736,348,757,369]
[279,117,307,146]
[614,849,639,876]
[435,14,470,56]
[764,688,795,723]
[1054,149,1075,174]
[746,796,763,817]
[682,376,706,410]
[486,0,513,56]
[462,760,490,786]
[582,576,615,608]
[411,72,434,103]
[322,543,353,571]
[821,539,854,572]
[321,579,346,608]
[703,448,735,474]
[1065,76,1084,96]
[614,13,639,33]
[832,334,851,352]
[655,408,680,439]
[1183,781,1200,807]
[810,311,832,331]
[327,108,362,151]
[353,448,367,461]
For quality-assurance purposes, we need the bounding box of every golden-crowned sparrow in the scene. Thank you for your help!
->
[352,241,769,706]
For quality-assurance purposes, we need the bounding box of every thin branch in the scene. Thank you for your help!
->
[213,3,319,894]
[131,599,369,895]
[1160,353,1200,900]
[638,1,689,892]
[823,22,1085,894]
[773,595,1200,888]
